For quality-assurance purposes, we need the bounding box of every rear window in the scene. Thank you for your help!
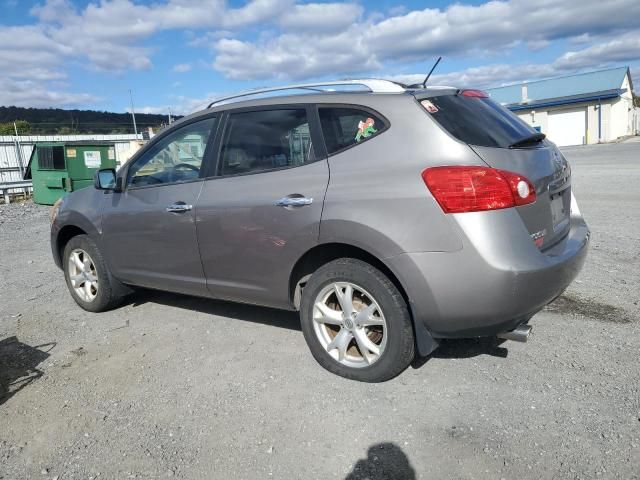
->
[319,107,386,155]
[422,95,537,148]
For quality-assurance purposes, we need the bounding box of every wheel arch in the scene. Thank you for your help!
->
[289,242,408,311]
[289,242,439,357]
[54,224,88,266]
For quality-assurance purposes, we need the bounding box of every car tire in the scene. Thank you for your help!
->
[300,258,415,382]
[63,234,124,312]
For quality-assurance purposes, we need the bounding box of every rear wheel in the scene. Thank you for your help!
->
[63,235,123,312]
[300,258,414,382]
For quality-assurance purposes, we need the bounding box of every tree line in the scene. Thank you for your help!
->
[0,106,177,135]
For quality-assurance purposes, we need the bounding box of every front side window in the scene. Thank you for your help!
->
[220,109,314,176]
[319,107,386,155]
[127,117,216,187]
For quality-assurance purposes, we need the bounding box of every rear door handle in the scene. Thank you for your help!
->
[166,202,192,213]
[275,196,313,207]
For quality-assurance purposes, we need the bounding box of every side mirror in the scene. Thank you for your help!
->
[94,168,119,191]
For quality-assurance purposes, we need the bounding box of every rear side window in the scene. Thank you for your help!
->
[319,108,386,155]
[220,109,314,176]
[38,146,65,170]
[423,95,537,148]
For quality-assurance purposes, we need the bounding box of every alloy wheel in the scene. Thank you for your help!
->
[312,282,387,368]
[68,249,99,302]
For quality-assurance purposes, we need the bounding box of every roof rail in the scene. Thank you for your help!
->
[207,79,406,108]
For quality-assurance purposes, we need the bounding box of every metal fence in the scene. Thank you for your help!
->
[0,134,140,201]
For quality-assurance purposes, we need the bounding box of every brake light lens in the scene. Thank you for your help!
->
[500,170,536,206]
[459,89,489,98]
[421,166,536,213]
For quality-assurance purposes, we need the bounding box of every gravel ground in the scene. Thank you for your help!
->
[1,141,639,480]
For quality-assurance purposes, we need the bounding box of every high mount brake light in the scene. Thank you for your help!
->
[459,89,489,98]
[421,166,536,214]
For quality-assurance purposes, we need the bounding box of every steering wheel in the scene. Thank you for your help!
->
[170,163,200,182]
[173,163,200,173]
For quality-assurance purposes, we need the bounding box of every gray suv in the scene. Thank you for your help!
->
[50,79,589,382]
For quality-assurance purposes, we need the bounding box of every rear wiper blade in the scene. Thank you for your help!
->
[509,132,546,149]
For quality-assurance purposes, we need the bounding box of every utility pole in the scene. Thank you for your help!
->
[168,107,173,125]
[129,89,139,138]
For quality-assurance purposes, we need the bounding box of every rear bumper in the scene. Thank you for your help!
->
[387,210,589,338]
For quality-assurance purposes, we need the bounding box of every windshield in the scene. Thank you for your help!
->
[422,94,539,148]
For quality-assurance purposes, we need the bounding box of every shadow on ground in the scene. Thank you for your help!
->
[0,336,54,407]
[127,289,301,331]
[126,290,515,367]
[345,442,416,480]
[412,337,509,369]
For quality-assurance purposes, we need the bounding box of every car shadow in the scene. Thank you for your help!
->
[125,291,512,363]
[412,337,508,369]
[345,442,416,480]
[0,336,54,407]
[126,289,302,331]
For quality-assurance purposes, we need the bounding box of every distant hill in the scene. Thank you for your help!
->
[0,106,179,135]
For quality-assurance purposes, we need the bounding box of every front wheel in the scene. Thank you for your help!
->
[300,258,415,382]
[63,235,124,312]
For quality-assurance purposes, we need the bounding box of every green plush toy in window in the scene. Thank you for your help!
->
[355,118,377,142]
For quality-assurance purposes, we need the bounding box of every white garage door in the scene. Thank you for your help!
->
[547,109,586,146]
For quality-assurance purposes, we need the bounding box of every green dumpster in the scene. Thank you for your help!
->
[24,142,117,205]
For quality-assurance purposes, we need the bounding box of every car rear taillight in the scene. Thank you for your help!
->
[459,89,489,98]
[421,166,536,214]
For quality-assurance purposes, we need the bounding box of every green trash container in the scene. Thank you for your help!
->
[24,142,118,205]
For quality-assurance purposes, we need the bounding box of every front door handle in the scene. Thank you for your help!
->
[275,196,313,207]
[166,202,192,213]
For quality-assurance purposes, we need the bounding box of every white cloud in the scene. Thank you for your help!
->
[388,5,407,17]
[30,0,74,23]
[172,63,192,73]
[131,106,170,115]
[0,24,92,107]
[278,3,363,32]
[24,0,293,75]
[554,32,640,70]
[213,28,381,80]
[0,78,101,108]
[385,64,554,89]
[4,0,640,108]
[133,92,219,116]
[211,0,640,80]
[386,39,640,92]
[19,0,640,82]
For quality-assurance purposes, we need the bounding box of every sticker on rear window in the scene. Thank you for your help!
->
[421,99,439,113]
[355,118,377,142]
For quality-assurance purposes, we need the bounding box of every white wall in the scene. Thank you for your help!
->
[610,73,634,139]
[514,97,633,145]
[515,71,636,144]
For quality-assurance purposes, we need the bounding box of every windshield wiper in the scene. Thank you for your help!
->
[509,132,546,149]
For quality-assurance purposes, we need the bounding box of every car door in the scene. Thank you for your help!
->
[101,116,217,296]
[196,106,329,309]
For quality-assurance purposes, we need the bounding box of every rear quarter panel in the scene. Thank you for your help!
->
[320,95,483,257]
